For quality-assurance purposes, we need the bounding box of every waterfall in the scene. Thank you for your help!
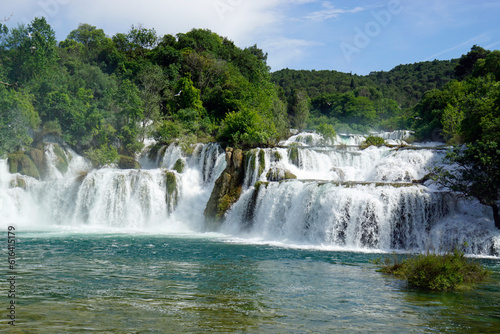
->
[279,130,413,147]
[0,131,498,255]
[0,142,226,232]
[224,182,450,250]
[222,132,499,255]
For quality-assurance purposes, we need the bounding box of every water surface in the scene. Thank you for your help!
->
[3,232,499,333]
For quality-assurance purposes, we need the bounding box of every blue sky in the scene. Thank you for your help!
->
[3,0,500,74]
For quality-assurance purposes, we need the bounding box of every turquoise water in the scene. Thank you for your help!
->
[2,232,500,333]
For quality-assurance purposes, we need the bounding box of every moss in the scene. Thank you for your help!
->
[247,149,257,171]
[173,158,186,174]
[166,171,177,194]
[216,186,242,219]
[266,168,297,182]
[288,147,299,166]
[165,171,178,213]
[26,148,46,178]
[254,181,269,192]
[204,148,246,227]
[118,156,141,169]
[272,150,282,162]
[9,176,26,190]
[7,152,40,179]
[52,144,69,174]
[258,149,266,175]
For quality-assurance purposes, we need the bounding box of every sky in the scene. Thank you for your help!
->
[2,0,500,75]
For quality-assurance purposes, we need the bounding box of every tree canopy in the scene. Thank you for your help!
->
[0,19,290,159]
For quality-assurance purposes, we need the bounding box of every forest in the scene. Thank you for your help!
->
[0,19,499,180]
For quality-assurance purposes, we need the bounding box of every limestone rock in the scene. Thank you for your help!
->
[165,171,179,214]
[7,152,41,180]
[266,167,297,182]
[173,158,186,174]
[204,147,245,229]
[118,156,141,169]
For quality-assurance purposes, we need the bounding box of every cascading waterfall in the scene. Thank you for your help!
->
[0,131,498,255]
[222,134,499,255]
[0,142,227,232]
[224,181,450,250]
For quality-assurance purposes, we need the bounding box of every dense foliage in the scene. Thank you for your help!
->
[272,59,457,133]
[433,142,500,229]
[1,16,500,222]
[0,18,288,162]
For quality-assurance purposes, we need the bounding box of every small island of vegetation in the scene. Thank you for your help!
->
[377,249,490,291]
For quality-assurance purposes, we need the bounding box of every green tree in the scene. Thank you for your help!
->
[0,86,39,154]
[8,17,58,82]
[137,64,165,140]
[114,79,144,155]
[433,141,500,229]
[67,23,107,62]
[290,89,310,131]
[455,45,489,79]
[316,123,336,143]
[217,107,274,147]
[172,76,204,111]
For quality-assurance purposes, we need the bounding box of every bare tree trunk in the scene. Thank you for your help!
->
[1,81,18,87]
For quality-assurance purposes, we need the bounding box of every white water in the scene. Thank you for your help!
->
[279,129,413,146]
[1,132,498,255]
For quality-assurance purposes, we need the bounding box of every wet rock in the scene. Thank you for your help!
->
[204,147,246,229]
[266,167,297,182]
[118,156,141,169]
[7,151,41,180]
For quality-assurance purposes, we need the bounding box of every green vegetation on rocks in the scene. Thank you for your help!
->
[266,167,297,182]
[118,155,141,169]
[26,148,46,178]
[9,176,27,189]
[204,147,245,228]
[258,149,266,175]
[165,171,178,214]
[7,152,41,179]
[173,158,186,174]
[288,146,300,166]
[378,249,490,291]
[361,135,386,149]
[52,144,69,174]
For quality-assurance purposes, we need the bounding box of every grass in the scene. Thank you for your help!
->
[377,249,490,291]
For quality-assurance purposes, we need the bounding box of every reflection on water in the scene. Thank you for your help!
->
[1,233,499,333]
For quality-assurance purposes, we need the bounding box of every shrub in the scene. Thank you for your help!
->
[84,144,118,168]
[316,123,337,144]
[378,249,490,291]
[361,135,386,149]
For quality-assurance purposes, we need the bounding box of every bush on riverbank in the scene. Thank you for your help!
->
[378,249,490,291]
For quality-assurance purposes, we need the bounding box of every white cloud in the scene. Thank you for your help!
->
[3,0,289,46]
[305,2,365,21]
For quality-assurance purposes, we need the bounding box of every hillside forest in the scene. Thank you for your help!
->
[0,19,499,180]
